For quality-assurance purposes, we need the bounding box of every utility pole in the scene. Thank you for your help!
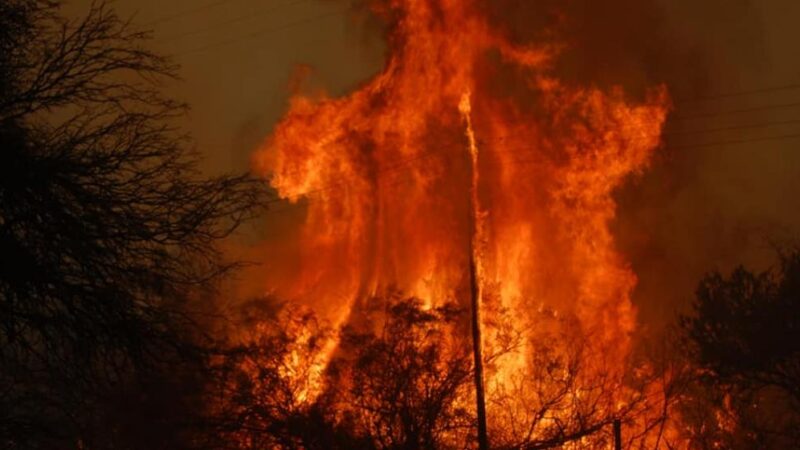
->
[468,241,489,450]
[613,419,622,450]
[460,92,489,450]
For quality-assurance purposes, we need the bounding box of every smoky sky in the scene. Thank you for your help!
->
[487,0,800,326]
[65,0,800,328]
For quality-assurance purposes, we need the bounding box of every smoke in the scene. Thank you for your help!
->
[503,0,800,327]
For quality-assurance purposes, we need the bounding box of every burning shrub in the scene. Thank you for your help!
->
[209,297,475,449]
[208,295,687,449]
[331,299,476,450]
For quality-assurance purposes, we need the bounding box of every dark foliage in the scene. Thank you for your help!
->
[0,1,261,447]
[682,250,800,396]
[334,300,476,450]
[206,298,474,450]
[204,300,365,450]
[680,249,800,448]
[209,296,678,450]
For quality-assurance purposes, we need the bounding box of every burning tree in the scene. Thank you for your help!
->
[208,297,474,449]
[333,299,477,449]
[248,0,671,447]
[5,1,771,449]
[209,294,688,449]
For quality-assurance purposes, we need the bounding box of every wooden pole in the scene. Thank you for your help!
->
[469,247,489,450]
[613,419,622,450]
[460,92,489,450]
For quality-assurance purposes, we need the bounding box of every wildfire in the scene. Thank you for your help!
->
[251,0,669,445]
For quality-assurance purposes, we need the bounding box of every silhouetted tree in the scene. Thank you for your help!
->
[205,298,367,450]
[209,297,482,450]
[334,299,477,450]
[0,1,261,447]
[210,295,683,450]
[486,308,686,450]
[680,248,800,448]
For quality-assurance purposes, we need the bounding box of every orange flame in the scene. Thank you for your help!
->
[252,0,669,440]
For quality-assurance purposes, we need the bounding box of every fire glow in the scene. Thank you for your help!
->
[253,0,669,445]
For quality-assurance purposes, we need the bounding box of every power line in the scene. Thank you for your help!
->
[478,116,800,145]
[258,122,800,216]
[157,0,313,44]
[261,129,800,218]
[270,106,800,186]
[480,133,800,174]
[269,115,800,202]
[175,7,354,56]
[669,119,800,136]
[674,101,800,119]
[143,0,243,26]
[151,5,800,127]
[675,83,800,104]
[139,0,800,112]
[155,7,800,108]
[670,132,800,151]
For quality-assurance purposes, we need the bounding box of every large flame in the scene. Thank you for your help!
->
[252,0,669,441]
